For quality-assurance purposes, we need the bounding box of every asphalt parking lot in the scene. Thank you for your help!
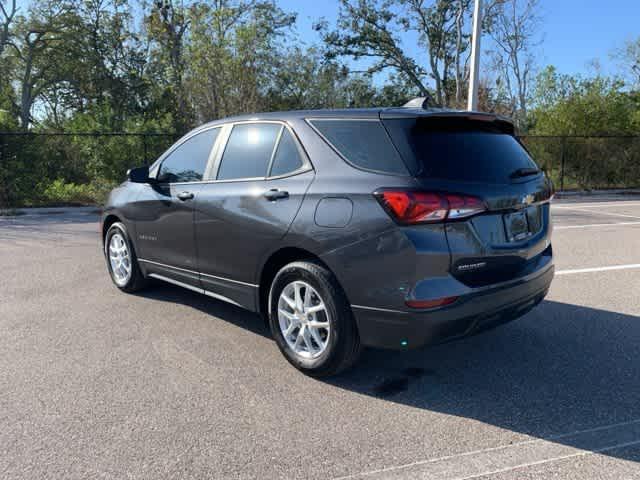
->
[1,198,640,480]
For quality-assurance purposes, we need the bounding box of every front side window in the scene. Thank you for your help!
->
[157,128,219,183]
[217,123,281,180]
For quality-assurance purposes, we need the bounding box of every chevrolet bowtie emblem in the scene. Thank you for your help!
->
[522,194,534,206]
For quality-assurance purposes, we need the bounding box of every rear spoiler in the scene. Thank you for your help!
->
[380,107,516,136]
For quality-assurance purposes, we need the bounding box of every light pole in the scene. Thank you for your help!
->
[467,0,482,111]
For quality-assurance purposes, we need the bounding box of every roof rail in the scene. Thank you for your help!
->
[402,96,432,109]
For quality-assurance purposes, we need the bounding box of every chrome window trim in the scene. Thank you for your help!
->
[305,117,412,178]
[139,258,258,288]
[147,120,314,185]
[142,166,314,187]
[208,120,313,183]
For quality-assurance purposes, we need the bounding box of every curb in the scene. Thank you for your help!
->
[555,189,640,198]
[0,206,102,217]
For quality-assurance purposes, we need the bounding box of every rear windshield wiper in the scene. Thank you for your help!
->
[509,167,540,179]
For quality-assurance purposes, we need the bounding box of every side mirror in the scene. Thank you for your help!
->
[127,165,151,183]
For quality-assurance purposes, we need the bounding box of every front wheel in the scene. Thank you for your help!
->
[104,222,148,292]
[268,260,361,377]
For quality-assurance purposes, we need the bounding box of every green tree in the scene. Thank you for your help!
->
[611,37,640,89]
[145,0,198,131]
[530,66,639,136]
[320,1,431,99]
[6,0,75,128]
[0,0,17,56]
[184,0,296,122]
[321,0,482,107]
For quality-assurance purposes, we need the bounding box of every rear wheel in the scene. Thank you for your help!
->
[104,222,148,292]
[268,261,361,377]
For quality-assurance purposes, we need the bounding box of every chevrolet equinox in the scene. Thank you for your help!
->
[102,99,554,376]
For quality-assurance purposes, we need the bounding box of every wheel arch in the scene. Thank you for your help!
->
[102,213,122,245]
[258,247,340,319]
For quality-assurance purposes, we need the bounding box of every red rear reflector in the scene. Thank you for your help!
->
[406,297,458,309]
[374,190,485,224]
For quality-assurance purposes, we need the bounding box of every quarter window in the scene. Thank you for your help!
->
[310,119,408,175]
[157,128,219,183]
[269,129,304,177]
[217,123,281,180]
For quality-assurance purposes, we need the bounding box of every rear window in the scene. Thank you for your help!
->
[309,119,408,175]
[383,118,538,183]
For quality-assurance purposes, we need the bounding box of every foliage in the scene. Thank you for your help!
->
[530,66,640,136]
[39,178,115,206]
[0,1,639,206]
[522,67,640,190]
[611,37,640,89]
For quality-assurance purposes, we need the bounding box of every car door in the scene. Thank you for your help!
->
[133,127,221,287]
[194,121,314,310]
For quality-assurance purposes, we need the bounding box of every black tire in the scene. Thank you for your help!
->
[104,222,148,293]
[268,260,361,377]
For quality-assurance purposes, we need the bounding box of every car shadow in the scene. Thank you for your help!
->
[132,285,640,464]
[327,300,640,463]
[136,282,271,339]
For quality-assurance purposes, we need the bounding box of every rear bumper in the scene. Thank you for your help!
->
[352,256,554,350]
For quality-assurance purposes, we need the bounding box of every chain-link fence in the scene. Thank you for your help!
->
[1,132,639,208]
[0,132,179,208]
[520,136,640,192]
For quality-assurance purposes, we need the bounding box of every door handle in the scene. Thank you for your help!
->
[177,191,194,201]
[263,189,289,201]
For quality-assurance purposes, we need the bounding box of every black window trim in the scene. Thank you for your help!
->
[305,117,412,178]
[151,125,223,185]
[207,120,313,184]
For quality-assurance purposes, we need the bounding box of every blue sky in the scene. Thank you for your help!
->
[279,0,640,79]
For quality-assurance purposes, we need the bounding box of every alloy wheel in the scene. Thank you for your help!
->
[108,232,132,286]
[277,281,331,359]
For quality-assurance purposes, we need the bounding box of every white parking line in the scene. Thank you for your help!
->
[553,201,640,209]
[333,419,640,480]
[556,264,640,275]
[555,221,640,230]
[555,206,640,220]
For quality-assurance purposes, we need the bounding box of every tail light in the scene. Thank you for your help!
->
[374,190,486,225]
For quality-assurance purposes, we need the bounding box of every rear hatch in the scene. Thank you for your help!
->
[381,111,554,288]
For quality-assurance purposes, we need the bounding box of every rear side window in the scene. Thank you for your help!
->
[383,118,538,183]
[217,123,281,180]
[269,129,304,177]
[310,119,408,175]
[157,128,219,183]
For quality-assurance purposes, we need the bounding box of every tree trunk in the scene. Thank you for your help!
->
[19,51,34,129]
[0,0,17,58]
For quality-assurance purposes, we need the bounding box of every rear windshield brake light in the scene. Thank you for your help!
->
[374,190,486,225]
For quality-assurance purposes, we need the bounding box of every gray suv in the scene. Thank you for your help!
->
[102,100,554,376]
